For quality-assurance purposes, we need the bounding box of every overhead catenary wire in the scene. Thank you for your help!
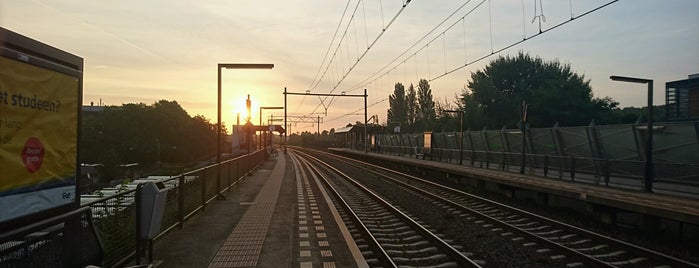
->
[362,0,369,48]
[328,0,413,93]
[426,44,430,80]
[488,0,493,53]
[309,0,413,116]
[379,0,385,29]
[309,0,363,94]
[521,0,527,39]
[350,0,616,90]
[569,0,574,19]
[307,0,352,92]
[296,0,352,115]
[326,98,389,123]
[346,0,474,93]
[300,0,620,130]
[429,0,619,82]
[305,0,364,116]
[348,0,486,94]
[463,17,467,64]
[442,33,447,75]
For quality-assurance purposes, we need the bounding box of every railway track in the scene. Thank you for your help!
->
[295,147,699,268]
[290,149,483,267]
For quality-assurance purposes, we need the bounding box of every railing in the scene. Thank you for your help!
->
[0,207,103,267]
[82,150,267,267]
[373,121,699,195]
[378,144,417,157]
[375,145,699,195]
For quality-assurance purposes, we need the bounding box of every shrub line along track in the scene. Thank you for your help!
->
[293,148,699,268]
[290,149,482,267]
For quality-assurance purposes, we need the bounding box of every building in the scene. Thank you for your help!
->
[666,74,699,121]
[333,123,383,151]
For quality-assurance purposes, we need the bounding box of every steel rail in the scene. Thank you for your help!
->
[306,148,699,268]
[290,151,395,267]
[292,149,482,267]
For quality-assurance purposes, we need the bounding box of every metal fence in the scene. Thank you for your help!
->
[376,121,699,195]
[0,207,103,268]
[83,150,267,267]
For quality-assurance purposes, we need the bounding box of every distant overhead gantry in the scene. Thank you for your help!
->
[283,87,370,152]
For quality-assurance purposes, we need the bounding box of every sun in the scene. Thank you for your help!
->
[227,95,258,126]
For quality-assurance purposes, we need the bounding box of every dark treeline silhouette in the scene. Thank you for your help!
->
[387,52,665,134]
[81,100,224,183]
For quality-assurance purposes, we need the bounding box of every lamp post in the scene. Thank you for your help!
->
[155,139,160,175]
[610,75,654,192]
[259,106,284,150]
[518,101,528,174]
[444,110,464,165]
[217,63,273,197]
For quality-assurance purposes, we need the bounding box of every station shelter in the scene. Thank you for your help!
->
[333,123,383,151]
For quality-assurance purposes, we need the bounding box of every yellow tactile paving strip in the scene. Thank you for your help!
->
[208,156,286,268]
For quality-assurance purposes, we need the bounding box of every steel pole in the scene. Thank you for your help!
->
[259,107,262,150]
[520,123,526,174]
[645,81,654,192]
[156,139,160,175]
[216,66,221,192]
[610,76,654,192]
[284,87,287,152]
[519,101,527,174]
[459,111,463,165]
[364,89,368,153]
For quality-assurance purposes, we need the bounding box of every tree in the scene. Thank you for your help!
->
[435,96,457,117]
[406,83,417,125]
[387,82,407,126]
[460,86,487,129]
[463,52,617,128]
[80,100,220,182]
[605,105,666,125]
[416,79,437,131]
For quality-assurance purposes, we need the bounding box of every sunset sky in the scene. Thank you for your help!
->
[1,0,697,133]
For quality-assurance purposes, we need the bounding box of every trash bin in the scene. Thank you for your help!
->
[138,182,168,240]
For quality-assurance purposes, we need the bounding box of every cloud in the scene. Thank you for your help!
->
[2,0,698,132]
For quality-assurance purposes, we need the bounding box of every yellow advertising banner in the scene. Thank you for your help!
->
[0,56,78,192]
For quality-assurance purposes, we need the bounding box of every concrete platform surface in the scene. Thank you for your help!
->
[152,152,363,268]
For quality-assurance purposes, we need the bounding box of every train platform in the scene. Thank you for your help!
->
[329,148,699,230]
[152,152,366,268]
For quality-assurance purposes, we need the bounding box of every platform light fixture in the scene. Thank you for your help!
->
[610,75,654,192]
[217,63,273,197]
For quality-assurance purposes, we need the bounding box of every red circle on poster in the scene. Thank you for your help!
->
[21,137,45,173]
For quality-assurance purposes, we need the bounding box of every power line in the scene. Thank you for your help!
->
[301,0,619,130]
[350,0,617,92]
[430,0,619,82]
[308,0,362,94]
[347,0,484,93]
[327,0,413,94]
[341,0,618,126]
[308,0,413,116]
[307,0,352,91]
[326,97,388,123]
